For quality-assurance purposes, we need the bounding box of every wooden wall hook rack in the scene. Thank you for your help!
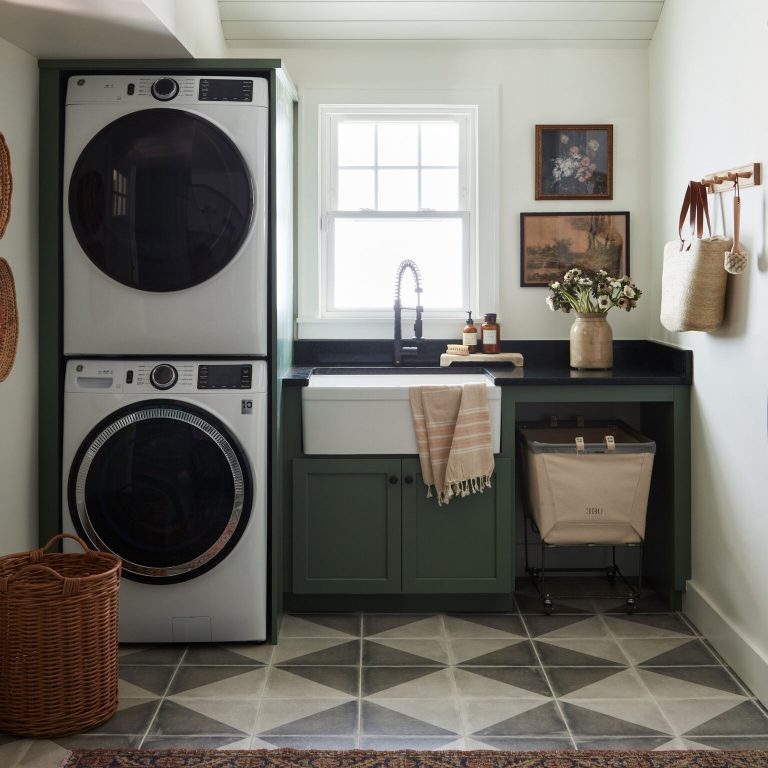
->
[702,162,761,193]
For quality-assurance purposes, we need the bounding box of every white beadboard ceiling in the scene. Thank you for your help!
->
[219,0,665,46]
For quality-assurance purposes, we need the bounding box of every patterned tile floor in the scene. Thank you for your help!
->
[3,589,768,767]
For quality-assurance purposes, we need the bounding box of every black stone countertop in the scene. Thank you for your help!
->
[284,340,692,387]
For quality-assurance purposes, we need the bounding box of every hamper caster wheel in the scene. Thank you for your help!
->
[543,598,554,615]
[625,597,638,614]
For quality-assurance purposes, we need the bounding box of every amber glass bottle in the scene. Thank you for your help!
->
[462,311,478,352]
[481,313,500,354]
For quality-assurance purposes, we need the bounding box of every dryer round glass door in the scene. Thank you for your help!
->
[68,108,255,292]
[68,401,253,584]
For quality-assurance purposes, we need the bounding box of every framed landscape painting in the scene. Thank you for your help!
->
[520,212,630,287]
[535,125,613,200]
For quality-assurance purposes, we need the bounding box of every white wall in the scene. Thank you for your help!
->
[230,43,650,340]
[0,36,38,554]
[649,0,768,703]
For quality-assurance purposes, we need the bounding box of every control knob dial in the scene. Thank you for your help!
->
[150,363,178,390]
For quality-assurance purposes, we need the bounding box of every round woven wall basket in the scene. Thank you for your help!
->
[0,131,17,382]
[0,132,11,239]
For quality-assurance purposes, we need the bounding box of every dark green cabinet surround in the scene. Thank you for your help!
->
[282,382,690,614]
[38,58,296,644]
[292,457,513,596]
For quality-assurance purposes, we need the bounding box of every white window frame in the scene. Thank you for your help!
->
[298,85,500,339]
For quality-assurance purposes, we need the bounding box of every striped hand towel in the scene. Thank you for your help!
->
[409,383,495,505]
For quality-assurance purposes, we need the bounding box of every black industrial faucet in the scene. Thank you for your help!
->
[393,259,423,365]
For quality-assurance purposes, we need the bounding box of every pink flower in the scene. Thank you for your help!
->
[568,146,581,157]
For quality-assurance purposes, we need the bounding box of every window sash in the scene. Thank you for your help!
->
[323,210,470,316]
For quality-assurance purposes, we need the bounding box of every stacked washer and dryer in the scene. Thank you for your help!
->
[61,74,270,642]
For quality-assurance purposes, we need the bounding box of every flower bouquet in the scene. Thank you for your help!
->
[546,268,642,314]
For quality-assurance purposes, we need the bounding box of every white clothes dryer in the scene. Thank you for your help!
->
[63,75,268,356]
[62,358,267,643]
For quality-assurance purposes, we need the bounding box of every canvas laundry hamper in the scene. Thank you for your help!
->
[518,422,655,545]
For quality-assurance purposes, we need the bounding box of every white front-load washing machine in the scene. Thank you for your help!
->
[62,358,267,643]
[63,75,268,356]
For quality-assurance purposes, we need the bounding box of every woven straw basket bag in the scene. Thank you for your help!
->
[0,131,18,382]
[660,180,730,332]
[0,534,121,737]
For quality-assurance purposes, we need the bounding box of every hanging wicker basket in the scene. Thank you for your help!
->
[0,132,11,240]
[0,533,121,738]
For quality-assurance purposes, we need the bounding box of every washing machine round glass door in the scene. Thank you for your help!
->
[68,108,254,292]
[68,401,253,584]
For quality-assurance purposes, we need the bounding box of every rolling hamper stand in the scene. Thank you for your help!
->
[518,421,655,615]
[0,533,121,737]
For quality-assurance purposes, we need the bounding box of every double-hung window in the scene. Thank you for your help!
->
[298,87,499,339]
[322,107,473,317]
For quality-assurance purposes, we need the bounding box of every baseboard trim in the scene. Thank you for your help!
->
[684,580,768,707]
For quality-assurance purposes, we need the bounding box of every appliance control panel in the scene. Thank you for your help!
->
[66,75,268,108]
[65,360,266,394]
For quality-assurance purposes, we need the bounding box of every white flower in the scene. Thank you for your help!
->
[560,134,569,144]
[623,285,636,298]
[597,269,607,276]
[597,295,611,310]
[587,139,600,153]
[551,281,560,289]
[610,279,622,289]
[578,277,592,287]
[546,296,555,311]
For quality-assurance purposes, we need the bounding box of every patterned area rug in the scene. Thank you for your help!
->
[60,748,768,767]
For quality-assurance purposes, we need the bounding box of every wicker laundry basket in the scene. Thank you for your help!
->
[0,533,121,737]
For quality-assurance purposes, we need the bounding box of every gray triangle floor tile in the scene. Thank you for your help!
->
[560,701,671,738]
[363,614,439,637]
[141,736,251,750]
[361,700,457,737]
[53,735,141,750]
[685,700,768,737]
[471,737,573,751]
[291,613,361,636]
[362,666,443,697]
[457,641,538,667]
[524,614,607,639]
[547,667,628,697]
[457,666,551,697]
[182,646,267,666]
[640,666,747,697]
[119,665,175,696]
[446,614,526,636]
[472,701,568,738]
[276,665,360,696]
[87,700,161,735]
[260,699,359,736]
[149,700,248,736]
[360,736,460,750]
[604,613,694,637]
[118,646,185,666]
[278,640,360,666]
[690,736,768,749]
[637,639,718,667]
[167,665,259,696]
[363,640,445,666]
[534,640,625,667]
[260,736,358,749]
[575,737,673,750]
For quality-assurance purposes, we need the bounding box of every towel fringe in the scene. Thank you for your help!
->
[430,473,493,506]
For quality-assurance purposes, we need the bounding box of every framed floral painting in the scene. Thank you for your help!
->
[535,125,613,200]
[520,211,629,287]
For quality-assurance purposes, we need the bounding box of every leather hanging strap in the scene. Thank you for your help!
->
[732,178,741,254]
[678,180,712,250]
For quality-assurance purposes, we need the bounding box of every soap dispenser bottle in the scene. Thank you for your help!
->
[462,311,478,352]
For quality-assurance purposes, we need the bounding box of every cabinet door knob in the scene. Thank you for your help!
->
[388,475,398,485]
[404,475,414,484]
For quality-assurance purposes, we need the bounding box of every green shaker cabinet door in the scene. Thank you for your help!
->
[401,458,513,593]
[292,458,402,593]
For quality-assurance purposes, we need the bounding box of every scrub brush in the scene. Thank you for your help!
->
[446,344,470,356]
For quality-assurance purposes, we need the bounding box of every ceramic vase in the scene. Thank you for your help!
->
[569,312,613,370]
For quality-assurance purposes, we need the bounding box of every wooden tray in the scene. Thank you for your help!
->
[440,351,524,367]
